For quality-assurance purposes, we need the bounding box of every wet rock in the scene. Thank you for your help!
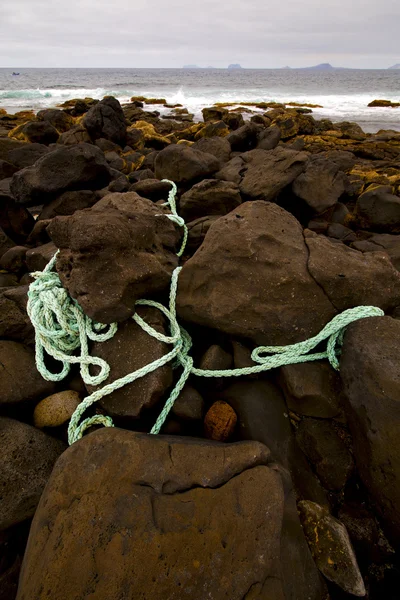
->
[305,230,400,311]
[154,144,220,184]
[36,108,74,133]
[171,385,204,422]
[226,122,261,152]
[33,391,81,428]
[0,193,35,244]
[58,123,92,145]
[292,156,348,214]
[10,143,111,206]
[82,96,127,146]
[180,179,242,221]
[16,429,290,600]
[0,340,55,408]
[38,189,98,220]
[298,500,366,597]
[295,418,354,490]
[0,286,33,343]
[86,307,173,421]
[340,316,400,544]
[204,400,237,441]
[222,111,244,130]
[0,417,65,532]
[25,241,57,271]
[355,185,400,232]
[7,142,50,169]
[192,136,231,164]
[279,362,342,418]
[368,99,400,108]
[48,192,180,323]
[195,120,229,140]
[177,201,336,346]
[202,106,228,122]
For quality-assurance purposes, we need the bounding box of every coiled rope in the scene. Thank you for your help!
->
[26,179,384,445]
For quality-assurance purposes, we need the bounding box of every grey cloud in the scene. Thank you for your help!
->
[0,0,399,67]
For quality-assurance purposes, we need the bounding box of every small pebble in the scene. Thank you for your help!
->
[204,400,237,442]
[33,390,81,428]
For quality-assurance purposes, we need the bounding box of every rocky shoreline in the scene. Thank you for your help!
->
[1,95,400,599]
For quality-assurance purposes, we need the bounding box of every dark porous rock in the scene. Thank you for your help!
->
[129,178,172,201]
[292,156,348,215]
[257,125,281,150]
[355,185,400,232]
[295,418,354,491]
[177,202,336,346]
[0,286,33,343]
[192,136,232,164]
[0,246,26,273]
[0,417,65,532]
[226,122,261,152]
[298,500,366,597]
[219,379,329,507]
[305,230,400,312]
[0,272,18,287]
[171,385,205,422]
[48,192,180,323]
[0,227,15,259]
[340,316,400,544]
[186,215,220,253]
[25,219,51,246]
[36,108,74,133]
[0,177,11,195]
[60,97,99,116]
[18,121,59,145]
[326,222,357,242]
[107,174,130,193]
[38,189,98,220]
[202,106,228,122]
[217,147,309,201]
[0,138,27,162]
[25,241,57,272]
[279,362,343,418]
[222,111,245,130]
[82,96,127,146]
[16,429,292,600]
[0,194,35,244]
[58,123,92,145]
[195,120,229,140]
[352,232,400,271]
[180,179,242,222]
[154,144,220,184]
[7,142,50,169]
[274,112,316,139]
[0,340,55,408]
[10,143,111,206]
[86,307,173,422]
[335,121,367,141]
[0,159,18,180]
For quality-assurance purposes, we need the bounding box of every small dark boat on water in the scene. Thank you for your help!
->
[12,72,20,76]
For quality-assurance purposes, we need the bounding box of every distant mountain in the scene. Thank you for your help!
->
[303,63,334,70]
[281,66,292,70]
[183,64,199,69]
[228,64,242,70]
[388,63,400,69]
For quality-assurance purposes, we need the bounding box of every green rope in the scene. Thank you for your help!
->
[26,179,385,446]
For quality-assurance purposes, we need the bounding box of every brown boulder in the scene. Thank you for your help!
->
[154,144,220,184]
[177,201,336,346]
[292,156,348,214]
[48,192,180,323]
[17,429,290,600]
[82,96,127,146]
[305,230,400,311]
[340,316,400,544]
[180,179,242,221]
[355,185,400,232]
[0,286,33,343]
[0,417,65,531]
[0,193,35,244]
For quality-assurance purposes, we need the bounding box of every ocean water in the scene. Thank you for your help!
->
[0,68,400,133]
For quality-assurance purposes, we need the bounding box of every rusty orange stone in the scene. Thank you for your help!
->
[204,400,237,441]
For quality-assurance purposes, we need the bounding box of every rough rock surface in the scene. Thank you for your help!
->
[179,179,242,221]
[154,144,220,184]
[16,429,291,600]
[305,230,400,311]
[177,201,336,346]
[10,143,111,206]
[355,185,400,232]
[82,96,127,146]
[292,156,348,214]
[0,193,35,244]
[48,192,180,322]
[86,307,173,421]
[340,316,400,544]
[0,417,65,531]
[0,341,55,407]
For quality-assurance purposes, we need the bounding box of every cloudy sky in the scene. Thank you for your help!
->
[1,0,399,69]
